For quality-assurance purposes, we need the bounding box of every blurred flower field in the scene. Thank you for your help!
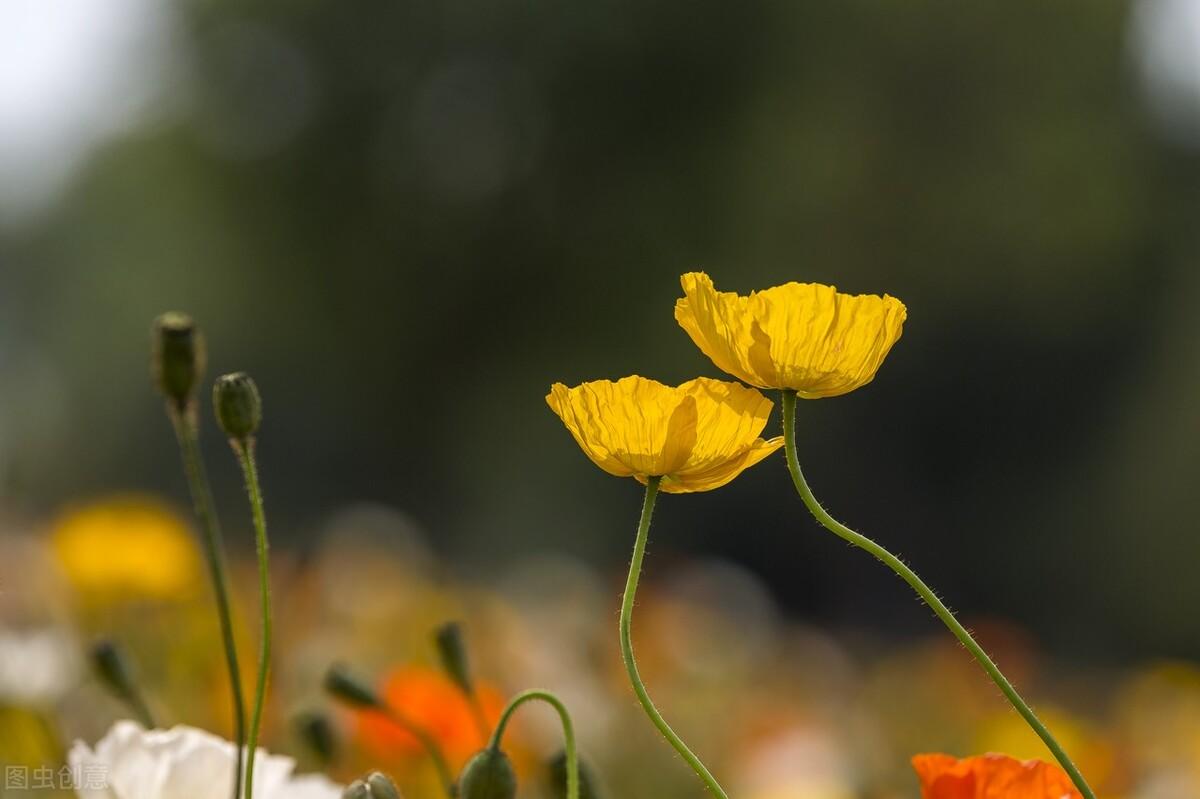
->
[3,493,1200,797]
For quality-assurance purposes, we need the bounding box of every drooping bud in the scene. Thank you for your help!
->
[548,750,601,799]
[152,312,205,409]
[365,772,403,799]
[458,748,516,799]
[91,639,137,700]
[213,372,262,441]
[294,710,337,766]
[324,663,383,709]
[434,621,474,697]
[90,639,155,727]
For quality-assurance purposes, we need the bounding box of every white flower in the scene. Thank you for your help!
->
[0,626,80,705]
[69,720,343,799]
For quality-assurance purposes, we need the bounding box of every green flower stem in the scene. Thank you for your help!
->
[124,684,157,730]
[780,390,1096,799]
[489,690,579,799]
[622,477,730,799]
[466,693,492,742]
[168,406,245,799]
[383,706,455,798]
[233,442,271,799]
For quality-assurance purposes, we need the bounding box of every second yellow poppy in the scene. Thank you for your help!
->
[675,271,906,398]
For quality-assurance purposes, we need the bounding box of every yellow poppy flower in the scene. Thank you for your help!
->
[51,496,200,600]
[546,375,783,493]
[674,271,907,397]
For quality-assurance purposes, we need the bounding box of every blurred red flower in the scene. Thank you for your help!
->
[912,753,1082,799]
[357,665,505,767]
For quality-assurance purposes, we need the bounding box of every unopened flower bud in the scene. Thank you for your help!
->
[343,780,371,799]
[213,372,262,441]
[152,312,205,409]
[91,639,137,700]
[324,663,383,709]
[434,622,474,697]
[90,639,155,727]
[342,772,403,799]
[294,710,337,765]
[458,748,516,799]
[365,772,403,799]
[548,750,601,799]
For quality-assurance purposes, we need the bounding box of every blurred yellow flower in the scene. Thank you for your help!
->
[674,272,906,397]
[51,497,199,599]
[546,375,783,493]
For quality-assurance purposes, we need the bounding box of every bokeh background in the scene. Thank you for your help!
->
[3,0,1200,796]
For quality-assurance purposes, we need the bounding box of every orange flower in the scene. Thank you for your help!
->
[357,665,504,767]
[912,753,1082,799]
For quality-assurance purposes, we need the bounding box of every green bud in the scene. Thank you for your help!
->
[90,639,137,700]
[365,772,403,799]
[342,780,371,799]
[434,622,474,696]
[213,372,262,441]
[548,750,601,799]
[324,663,383,709]
[458,748,516,799]
[152,312,205,408]
[294,711,337,765]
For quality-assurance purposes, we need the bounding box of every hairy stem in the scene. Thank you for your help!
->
[234,442,271,799]
[780,390,1095,799]
[489,690,579,799]
[621,477,729,799]
[168,406,244,799]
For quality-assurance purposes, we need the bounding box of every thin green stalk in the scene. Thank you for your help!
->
[780,390,1095,799]
[234,442,271,799]
[383,706,455,798]
[467,692,492,742]
[168,406,245,799]
[124,685,157,729]
[621,477,729,799]
[489,690,578,799]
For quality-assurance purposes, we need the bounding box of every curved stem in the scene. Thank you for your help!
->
[235,441,271,799]
[169,406,245,799]
[489,690,579,799]
[780,390,1095,799]
[621,477,730,799]
[383,706,456,798]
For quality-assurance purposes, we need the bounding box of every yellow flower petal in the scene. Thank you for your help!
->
[675,272,907,397]
[546,376,781,493]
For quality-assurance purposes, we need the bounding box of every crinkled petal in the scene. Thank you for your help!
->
[547,375,780,493]
[676,272,906,397]
[657,436,784,493]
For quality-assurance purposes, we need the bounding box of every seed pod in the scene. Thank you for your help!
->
[458,748,516,799]
[152,312,205,409]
